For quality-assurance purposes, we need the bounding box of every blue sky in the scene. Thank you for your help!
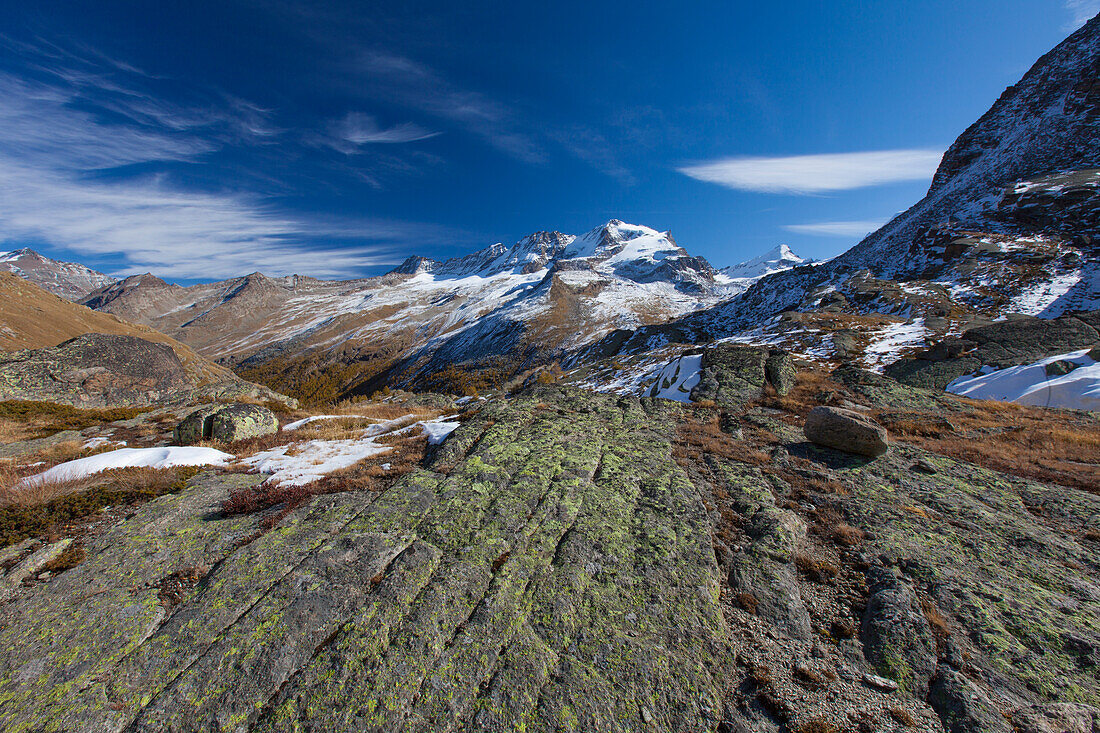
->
[0,1,1092,281]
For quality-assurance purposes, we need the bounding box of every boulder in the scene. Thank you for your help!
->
[885,356,983,391]
[0,333,189,408]
[691,345,800,405]
[691,345,768,406]
[176,404,278,444]
[803,406,889,457]
[210,404,279,443]
[1045,359,1080,377]
[764,349,797,396]
[174,405,222,445]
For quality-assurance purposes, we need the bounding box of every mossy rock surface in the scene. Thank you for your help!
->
[0,389,731,732]
[0,386,1097,732]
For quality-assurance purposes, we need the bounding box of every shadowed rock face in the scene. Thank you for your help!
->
[0,333,189,408]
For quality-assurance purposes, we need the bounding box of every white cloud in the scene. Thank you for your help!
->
[783,220,888,237]
[358,52,544,163]
[678,149,943,194]
[333,112,439,147]
[0,50,441,280]
[1066,0,1100,29]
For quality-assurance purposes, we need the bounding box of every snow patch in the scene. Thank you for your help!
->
[863,318,929,370]
[946,349,1100,411]
[649,354,703,402]
[21,447,234,487]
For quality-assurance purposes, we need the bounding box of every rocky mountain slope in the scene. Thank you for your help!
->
[0,248,115,301]
[79,222,796,400]
[587,16,1100,372]
[0,350,1096,732]
[0,274,291,406]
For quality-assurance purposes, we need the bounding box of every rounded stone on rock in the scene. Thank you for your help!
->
[175,403,278,444]
[209,404,278,443]
[175,405,222,445]
[803,406,889,457]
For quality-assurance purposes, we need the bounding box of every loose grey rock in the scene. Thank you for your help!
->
[4,538,72,586]
[1012,703,1100,733]
[861,673,899,691]
[929,667,1013,733]
[804,406,889,457]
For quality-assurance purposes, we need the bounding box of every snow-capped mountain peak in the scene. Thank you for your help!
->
[0,248,116,301]
[720,244,807,280]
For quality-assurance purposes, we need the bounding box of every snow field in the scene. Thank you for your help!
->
[947,349,1100,411]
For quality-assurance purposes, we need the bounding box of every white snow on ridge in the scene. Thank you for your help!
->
[721,244,806,280]
[649,354,703,402]
[863,318,929,370]
[20,447,234,487]
[947,349,1100,411]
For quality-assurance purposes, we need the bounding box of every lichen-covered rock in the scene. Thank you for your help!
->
[804,406,889,457]
[174,404,221,444]
[0,390,731,732]
[765,349,797,396]
[175,403,278,444]
[929,667,1013,733]
[861,568,937,697]
[886,356,983,391]
[0,333,189,408]
[691,345,769,406]
[209,403,278,443]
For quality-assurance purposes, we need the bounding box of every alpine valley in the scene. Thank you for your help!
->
[0,13,1098,733]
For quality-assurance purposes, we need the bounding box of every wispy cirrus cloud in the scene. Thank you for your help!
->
[335,112,439,145]
[0,42,445,280]
[315,111,440,155]
[1066,0,1100,29]
[357,52,544,163]
[783,220,888,237]
[678,149,943,194]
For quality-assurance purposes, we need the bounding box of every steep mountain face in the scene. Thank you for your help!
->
[0,248,115,301]
[81,221,758,399]
[588,17,1100,371]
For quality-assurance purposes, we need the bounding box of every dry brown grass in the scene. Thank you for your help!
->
[888,707,916,727]
[793,718,839,733]
[0,400,146,443]
[878,401,1100,493]
[673,414,771,470]
[736,592,759,615]
[831,523,865,547]
[794,552,839,583]
[760,369,1100,493]
[0,439,125,507]
[0,466,203,546]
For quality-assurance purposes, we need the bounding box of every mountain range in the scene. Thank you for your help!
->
[1,18,1098,405]
[68,222,799,399]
